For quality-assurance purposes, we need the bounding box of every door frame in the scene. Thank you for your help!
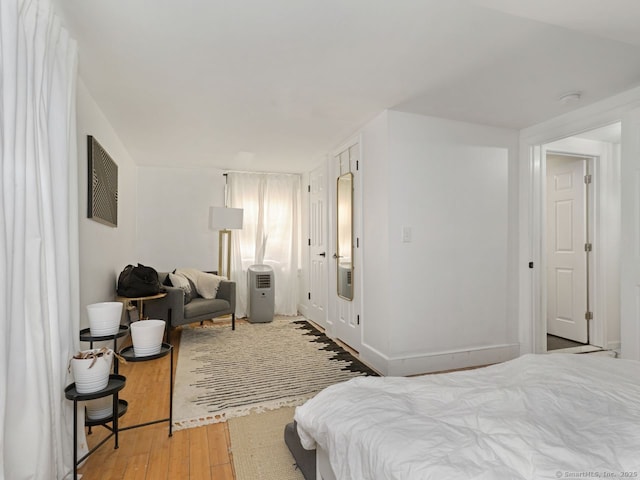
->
[527,138,617,354]
[518,88,640,356]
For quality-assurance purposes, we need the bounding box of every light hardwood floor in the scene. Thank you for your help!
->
[77,321,235,480]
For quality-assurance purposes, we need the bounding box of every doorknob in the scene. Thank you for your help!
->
[317,252,326,257]
[333,253,342,259]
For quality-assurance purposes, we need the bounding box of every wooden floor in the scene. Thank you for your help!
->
[78,320,235,480]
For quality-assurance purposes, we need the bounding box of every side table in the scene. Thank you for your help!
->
[116,292,167,321]
[65,374,126,480]
[118,342,174,436]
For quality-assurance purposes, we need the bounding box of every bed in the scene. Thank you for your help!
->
[293,353,640,480]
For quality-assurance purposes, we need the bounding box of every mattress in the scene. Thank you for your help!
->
[294,353,640,480]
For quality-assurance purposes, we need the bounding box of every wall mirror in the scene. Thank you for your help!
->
[336,172,353,300]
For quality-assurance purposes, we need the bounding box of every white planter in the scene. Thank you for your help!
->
[87,302,123,337]
[70,349,113,394]
[86,395,113,420]
[130,319,165,357]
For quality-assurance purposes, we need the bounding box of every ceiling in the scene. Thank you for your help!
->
[52,0,640,173]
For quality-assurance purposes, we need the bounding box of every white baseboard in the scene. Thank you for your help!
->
[606,340,621,352]
[360,343,521,377]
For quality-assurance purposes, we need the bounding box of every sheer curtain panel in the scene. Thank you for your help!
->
[1,0,81,478]
[227,173,301,318]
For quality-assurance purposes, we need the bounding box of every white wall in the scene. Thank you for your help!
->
[360,110,520,375]
[77,81,138,328]
[136,167,226,272]
[360,111,391,359]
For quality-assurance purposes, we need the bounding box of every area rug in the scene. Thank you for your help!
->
[228,406,304,480]
[172,316,377,430]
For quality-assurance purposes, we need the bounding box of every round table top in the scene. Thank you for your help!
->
[116,292,167,302]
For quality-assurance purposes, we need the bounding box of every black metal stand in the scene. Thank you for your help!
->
[118,343,174,437]
[65,375,126,480]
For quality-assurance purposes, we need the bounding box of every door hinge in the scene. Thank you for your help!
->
[585,311,593,320]
[356,160,359,171]
[356,237,360,248]
[584,243,592,252]
[584,174,592,184]
[308,292,311,300]
[357,314,360,325]
[307,184,311,193]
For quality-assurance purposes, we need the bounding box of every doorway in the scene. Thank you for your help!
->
[540,123,621,353]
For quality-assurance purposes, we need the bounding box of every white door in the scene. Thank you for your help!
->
[308,164,328,327]
[620,107,640,360]
[333,142,361,351]
[546,154,589,343]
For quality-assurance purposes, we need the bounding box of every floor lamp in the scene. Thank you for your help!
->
[209,207,244,279]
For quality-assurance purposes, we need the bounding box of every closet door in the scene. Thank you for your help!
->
[333,141,361,352]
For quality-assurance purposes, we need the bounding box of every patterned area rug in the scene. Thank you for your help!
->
[173,316,377,431]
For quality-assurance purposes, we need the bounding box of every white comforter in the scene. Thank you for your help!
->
[294,354,640,480]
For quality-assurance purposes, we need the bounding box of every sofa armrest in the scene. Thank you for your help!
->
[216,281,236,312]
[144,285,185,326]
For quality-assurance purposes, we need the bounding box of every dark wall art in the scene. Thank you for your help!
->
[87,135,118,227]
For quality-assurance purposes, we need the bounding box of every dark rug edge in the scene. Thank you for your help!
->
[292,319,379,377]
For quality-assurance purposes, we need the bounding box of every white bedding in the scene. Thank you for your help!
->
[294,354,640,480]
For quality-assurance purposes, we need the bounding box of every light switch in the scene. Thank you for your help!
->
[402,226,412,243]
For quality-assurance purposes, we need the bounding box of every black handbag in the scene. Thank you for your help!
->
[117,263,164,297]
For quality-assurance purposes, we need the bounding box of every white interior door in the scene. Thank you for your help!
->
[333,142,361,351]
[308,164,328,327]
[546,154,589,343]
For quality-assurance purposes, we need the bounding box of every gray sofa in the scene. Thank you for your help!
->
[144,271,236,330]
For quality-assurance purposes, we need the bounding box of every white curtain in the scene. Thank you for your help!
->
[227,172,301,318]
[1,1,80,479]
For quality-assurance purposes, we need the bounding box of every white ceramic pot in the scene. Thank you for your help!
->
[130,319,165,357]
[87,302,123,337]
[70,349,113,394]
[85,395,113,420]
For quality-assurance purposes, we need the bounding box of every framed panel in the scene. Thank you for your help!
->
[87,135,118,227]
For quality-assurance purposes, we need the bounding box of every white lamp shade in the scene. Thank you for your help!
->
[209,207,243,230]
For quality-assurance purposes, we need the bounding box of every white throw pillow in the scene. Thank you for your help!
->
[176,268,223,299]
[169,272,190,291]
